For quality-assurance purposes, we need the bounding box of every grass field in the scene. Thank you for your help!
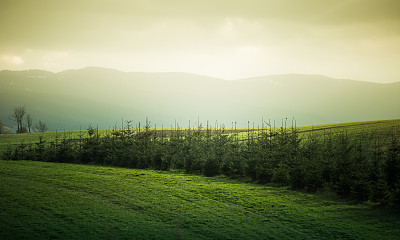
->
[1,160,399,239]
[1,119,399,153]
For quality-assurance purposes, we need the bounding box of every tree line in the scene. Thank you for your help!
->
[4,106,47,134]
[2,119,400,209]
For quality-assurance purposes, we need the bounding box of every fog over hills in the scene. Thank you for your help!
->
[1,67,399,131]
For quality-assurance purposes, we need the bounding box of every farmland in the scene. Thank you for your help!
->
[1,118,400,238]
[2,119,400,205]
[1,119,399,153]
[2,1,400,239]
[1,160,399,239]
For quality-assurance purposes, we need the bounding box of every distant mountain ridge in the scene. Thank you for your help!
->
[1,67,399,132]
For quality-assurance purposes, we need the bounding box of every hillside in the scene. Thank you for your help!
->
[1,160,399,239]
[1,67,399,131]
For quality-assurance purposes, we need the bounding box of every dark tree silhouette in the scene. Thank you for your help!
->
[10,106,27,133]
[25,114,33,133]
[35,120,48,133]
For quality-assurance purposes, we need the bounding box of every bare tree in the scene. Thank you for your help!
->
[35,120,48,133]
[10,106,27,133]
[25,114,33,133]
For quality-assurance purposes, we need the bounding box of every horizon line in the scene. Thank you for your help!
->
[1,66,398,84]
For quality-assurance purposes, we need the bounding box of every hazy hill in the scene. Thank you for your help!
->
[1,67,399,131]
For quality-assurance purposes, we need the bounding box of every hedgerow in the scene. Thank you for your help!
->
[2,119,400,209]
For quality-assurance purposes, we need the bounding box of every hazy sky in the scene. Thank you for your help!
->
[1,0,400,82]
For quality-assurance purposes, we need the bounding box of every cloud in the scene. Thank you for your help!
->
[0,49,71,71]
[42,50,69,61]
[0,0,400,82]
[1,55,24,65]
[41,50,70,69]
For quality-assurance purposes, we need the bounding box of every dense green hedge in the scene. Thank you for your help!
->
[2,123,400,209]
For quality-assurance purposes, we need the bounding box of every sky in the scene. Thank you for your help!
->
[1,0,400,83]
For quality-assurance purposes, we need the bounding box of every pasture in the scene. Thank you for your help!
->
[1,160,399,239]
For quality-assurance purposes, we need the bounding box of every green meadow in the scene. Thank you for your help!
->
[1,160,399,239]
[1,119,399,239]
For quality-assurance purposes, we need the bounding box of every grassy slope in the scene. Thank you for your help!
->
[0,129,110,153]
[1,160,399,239]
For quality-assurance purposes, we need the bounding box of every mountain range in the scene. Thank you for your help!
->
[1,67,399,132]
